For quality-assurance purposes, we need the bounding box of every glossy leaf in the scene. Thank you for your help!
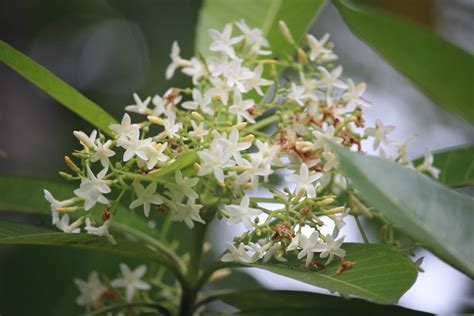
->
[333,0,474,124]
[0,40,117,135]
[215,290,430,315]
[0,219,176,270]
[249,243,417,304]
[0,176,159,238]
[413,145,474,187]
[195,0,326,57]
[330,144,474,277]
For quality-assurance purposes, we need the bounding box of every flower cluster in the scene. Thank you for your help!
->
[44,20,441,306]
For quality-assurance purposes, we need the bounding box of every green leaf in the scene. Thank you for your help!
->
[333,0,474,124]
[195,0,326,57]
[413,145,474,187]
[215,290,430,315]
[149,150,199,179]
[0,176,159,238]
[249,243,417,304]
[0,219,176,270]
[330,144,474,277]
[0,40,117,135]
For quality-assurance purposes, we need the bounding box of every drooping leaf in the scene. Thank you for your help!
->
[0,219,178,271]
[330,144,474,277]
[0,176,159,238]
[214,290,430,315]
[412,145,474,187]
[248,243,417,304]
[0,40,117,135]
[195,0,326,57]
[333,0,474,124]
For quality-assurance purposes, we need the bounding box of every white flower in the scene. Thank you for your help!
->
[189,121,208,139]
[198,144,235,183]
[391,134,416,164]
[312,126,343,151]
[85,218,116,244]
[229,90,255,123]
[182,88,214,115]
[287,83,311,106]
[171,198,204,229]
[416,149,440,179]
[166,170,199,201]
[306,33,337,62]
[286,233,300,251]
[328,208,350,238]
[74,271,107,307]
[109,114,140,141]
[236,19,271,56]
[341,79,371,108]
[255,140,282,168]
[111,263,151,303]
[118,132,153,162]
[220,128,252,160]
[74,166,110,211]
[125,93,152,115]
[144,143,169,170]
[263,242,287,263]
[285,163,322,198]
[157,114,182,140]
[182,57,206,84]
[235,153,272,191]
[322,151,337,172]
[206,77,232,105]
[208,23,243,59]
[245,64,272,96]
[225,195,261,229]
[317,66,347,89]
[130,181,163,217]
[73,130,97,149]
[91,139,115,168]
[43,190,76,225]
[221,242,252,263]
[166,41,191,80]
[298,232,323,266]
[56,214,82,233]
[222,59,254,92]
[364,119,396,150]
[318,234,346,265]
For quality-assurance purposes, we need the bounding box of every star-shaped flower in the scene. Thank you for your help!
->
[229,90,255,124]
[74,166,111,211]
[221,242,252,263]
[318,234,346,265]
[111,263,151,302]
[364,119,396,150]
[224,195,261,229]
[109,114,140,141]
[125,93,152,115]
[208,23,243,59]
[182,88,214,115]
[130,181,163,217]
[43,190,77,225]
[285,163,322,198]
[298,232,324,266]
[416,149,440,179]
[74,271,107,307]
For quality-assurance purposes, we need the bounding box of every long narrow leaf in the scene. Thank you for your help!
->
[0,40,117,135]
[333,0,474,124]
[330,143,474,277]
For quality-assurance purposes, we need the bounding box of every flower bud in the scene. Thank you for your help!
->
[191,111,205,121]
[147,115,164,125]
[297,48,307,62]
[279,20,295,45]
[318,197,334,205]
[73,131,94,150]
[233,122,248,130]
[59,171,74,180]
[194,163,201,172]
[64,156,81,174]
[240,134,254,143]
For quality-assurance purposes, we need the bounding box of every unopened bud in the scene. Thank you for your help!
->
[297,48,306,62]
[261,59,278,65]
[233,122,248,130]
[194,163,201,172]
[59,171,74,180]
[208,268,231,283]
[279,21,295,45]
[73,131,93,149]
[191,111,205,121]
[240,134,254,142]
[147,115,164,125]
[64,156,80,173]
[327,206,345,214]
[56,206,80,213]
[318,197,334,205]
